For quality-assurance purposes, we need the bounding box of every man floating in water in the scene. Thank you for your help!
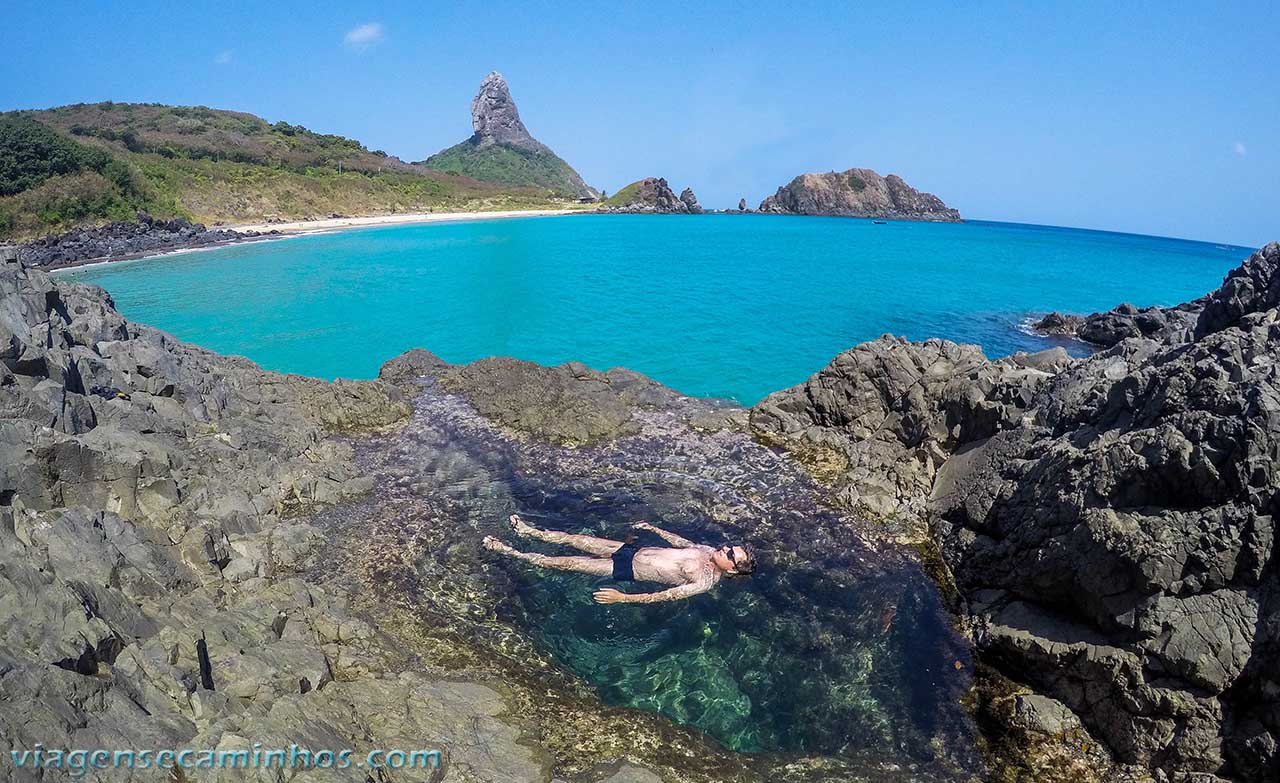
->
[484,515,757,604]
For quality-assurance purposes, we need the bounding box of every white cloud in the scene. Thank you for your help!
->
[343,22,385,51]
[214,50,233,65]
[1234,141,1247,157]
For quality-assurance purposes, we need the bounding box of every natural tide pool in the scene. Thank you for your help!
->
[62,214,1249,405]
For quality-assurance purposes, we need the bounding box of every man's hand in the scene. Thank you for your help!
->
[593,588,630,604]
[631,521,653,531]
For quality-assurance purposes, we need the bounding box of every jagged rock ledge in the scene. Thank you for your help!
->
[14,211,275,269]
[1031,244,1280,350]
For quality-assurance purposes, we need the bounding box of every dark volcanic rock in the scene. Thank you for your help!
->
[16,211,269,268]
[679,187,702,213]
[738,198,747,212]
[753,243,1280,782]
[1076,242,1280,348]
[758,168,961,222]
[1031,311,1086,336]
[751,338,1069,536]
[600,178,701,214]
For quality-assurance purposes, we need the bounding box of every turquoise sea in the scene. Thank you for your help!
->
[65,214,1250,404]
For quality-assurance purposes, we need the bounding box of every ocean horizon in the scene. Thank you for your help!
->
[64,213,1249,404]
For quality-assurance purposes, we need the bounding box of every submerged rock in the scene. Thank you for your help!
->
[753,242,1280,782]
[758,168,961,222]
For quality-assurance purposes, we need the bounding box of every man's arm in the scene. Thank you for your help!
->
[594,580,712,604]
[632,521,696,548]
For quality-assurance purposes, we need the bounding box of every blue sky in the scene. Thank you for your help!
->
[3,1,1276,246]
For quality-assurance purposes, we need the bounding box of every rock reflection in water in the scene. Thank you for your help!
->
[328,382,979,771]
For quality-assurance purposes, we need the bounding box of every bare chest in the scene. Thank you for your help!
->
[630,547,712,586]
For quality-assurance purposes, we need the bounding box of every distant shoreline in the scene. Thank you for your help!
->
[42,208,583,272]
[226,208,581,236]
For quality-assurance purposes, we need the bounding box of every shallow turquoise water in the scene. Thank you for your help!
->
[65,214,1250,404]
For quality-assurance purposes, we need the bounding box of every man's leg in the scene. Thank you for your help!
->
[483,536,615,576]
[508,514,624,557]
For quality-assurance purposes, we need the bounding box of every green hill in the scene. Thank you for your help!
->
[0,102,567,241]
[422,140,592,198]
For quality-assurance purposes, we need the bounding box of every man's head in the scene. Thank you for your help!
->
[713,543,757,576]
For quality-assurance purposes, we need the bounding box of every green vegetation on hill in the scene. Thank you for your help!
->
[0,102,573,241]
[421,141,592,199]
[0,114,162,237]
[602,181,645,207]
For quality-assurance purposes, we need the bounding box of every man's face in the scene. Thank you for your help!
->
[715,545,752,575]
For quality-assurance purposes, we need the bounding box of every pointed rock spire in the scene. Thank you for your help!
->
[470,72,537,151]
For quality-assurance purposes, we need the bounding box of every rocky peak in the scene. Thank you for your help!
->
[679,187,702,213]
[470,71,538,151]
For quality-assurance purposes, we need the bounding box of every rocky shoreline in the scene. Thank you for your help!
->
[2,237,1277,782]
[14,211,278,269]
[754,242,1280,782]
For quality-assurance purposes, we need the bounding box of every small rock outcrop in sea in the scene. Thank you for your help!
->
[421,72,597,199]
[738,198,748,211]
[758,168,961,222]
[599,178,702,214]
[1030,311,1085,335]
[753,242,1280,782]
[16,211,271,268]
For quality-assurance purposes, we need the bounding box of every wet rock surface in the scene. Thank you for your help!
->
[755,243,1280,782]
[14,210,273,269]
[758,168,961,222]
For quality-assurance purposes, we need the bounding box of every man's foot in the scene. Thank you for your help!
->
[483,535,514,554]
[508,514,535,536]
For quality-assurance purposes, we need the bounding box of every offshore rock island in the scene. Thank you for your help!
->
[758,168,962,222]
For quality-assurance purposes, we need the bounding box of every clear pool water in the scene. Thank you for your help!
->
[63,214,1249,405]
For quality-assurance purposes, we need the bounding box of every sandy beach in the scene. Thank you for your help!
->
[229,208,582,235]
